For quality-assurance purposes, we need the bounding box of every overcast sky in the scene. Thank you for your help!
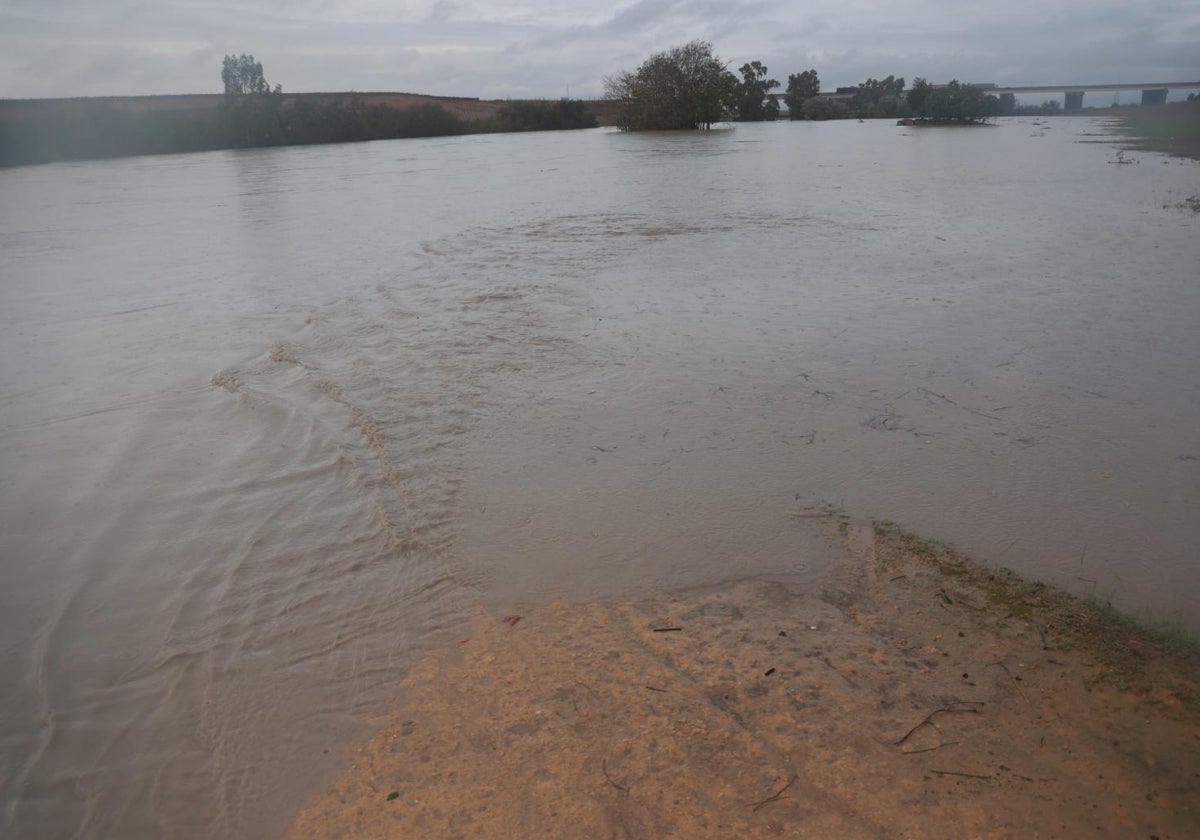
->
[2,0,1198,100]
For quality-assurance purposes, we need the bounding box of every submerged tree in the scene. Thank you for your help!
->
[733,61,780,121]
[909,80,1003,122]
[906,78,932,116]
[850,75,906,118]
[604,41,737,130]
[784,69,820,119]
[801,96,849,121]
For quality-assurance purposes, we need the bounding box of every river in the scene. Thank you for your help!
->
[1,117,1197,838]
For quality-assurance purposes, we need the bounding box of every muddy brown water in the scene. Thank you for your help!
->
[1,118,1197,838]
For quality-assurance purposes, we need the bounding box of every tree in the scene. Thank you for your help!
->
[784,69,820,119]
[802,96,849,121]
[733,61,780,121]
[920,81,1003,123]
[487,99,598,132]
[906,78,932,116]
[604,41,737,130]
[222,54,279,96]
[852,75,905,108]
[220,55,284,146]
[849,75,906,118]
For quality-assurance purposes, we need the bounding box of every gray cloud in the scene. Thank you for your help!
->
[0,0,1196,98]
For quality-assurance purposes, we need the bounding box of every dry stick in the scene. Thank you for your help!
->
[930,769,992,780]
[602,759,628,794]
[987,661,1030,705]
[652,627,682,633]
[895,703,982,746]
[750,774,799,812]
[902,740,960,755]
[644,685,667,693]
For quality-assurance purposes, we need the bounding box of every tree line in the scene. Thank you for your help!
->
[0,55,596,168]
[605,41,1012,130]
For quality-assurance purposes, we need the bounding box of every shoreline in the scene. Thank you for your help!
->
[1106,101,1200,160]
[285,519,1200,838]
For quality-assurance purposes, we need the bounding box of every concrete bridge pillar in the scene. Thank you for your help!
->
[1064,91,1085,111]
[1141,88,1168,105]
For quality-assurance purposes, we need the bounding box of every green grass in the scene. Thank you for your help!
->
[871,519,1200,705]
[1107,101,1200,160]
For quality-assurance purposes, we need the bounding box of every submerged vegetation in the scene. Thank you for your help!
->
[605,44,1007,129]
[903,79,1004,123]
[603,41,737,130]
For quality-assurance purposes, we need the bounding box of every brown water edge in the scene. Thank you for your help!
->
[286,521,1200,839]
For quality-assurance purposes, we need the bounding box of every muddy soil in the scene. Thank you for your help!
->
[289,522,1199,839]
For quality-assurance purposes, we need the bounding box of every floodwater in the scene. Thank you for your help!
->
[1,118,1197,839]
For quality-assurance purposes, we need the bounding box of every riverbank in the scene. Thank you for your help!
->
[1109,101,1200,160]
[286,520,1200,839]
[0,92,598,167]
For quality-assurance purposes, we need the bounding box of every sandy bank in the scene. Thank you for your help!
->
[287,522,1199,838]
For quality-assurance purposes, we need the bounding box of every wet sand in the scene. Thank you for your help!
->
[286,522,1200,839]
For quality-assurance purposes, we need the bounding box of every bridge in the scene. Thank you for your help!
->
[784,81,1200,111]
[986,82,1200,110]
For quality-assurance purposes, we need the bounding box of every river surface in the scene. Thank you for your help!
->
[1,118,1198,838]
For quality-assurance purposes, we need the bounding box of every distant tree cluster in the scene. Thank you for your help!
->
[784,70,820,117]
[733,62,780,121]
[481,99,598,132]
[851,75,907,117]
[906,79,1004,122]
[605,44,1007,129]
[1010,99,1063,116]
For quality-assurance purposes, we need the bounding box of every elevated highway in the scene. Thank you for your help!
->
[782,81,1200,111]
[988,82,1200,109]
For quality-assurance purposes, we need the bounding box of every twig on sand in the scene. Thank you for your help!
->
[644,685,667,693]
[902,740,960,755]
[895,702,982,746]
[750,774,799,812]
[602,760,628,794]
[652,626,682,633]
[987,661,1030,704]
[930,769,992,780]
